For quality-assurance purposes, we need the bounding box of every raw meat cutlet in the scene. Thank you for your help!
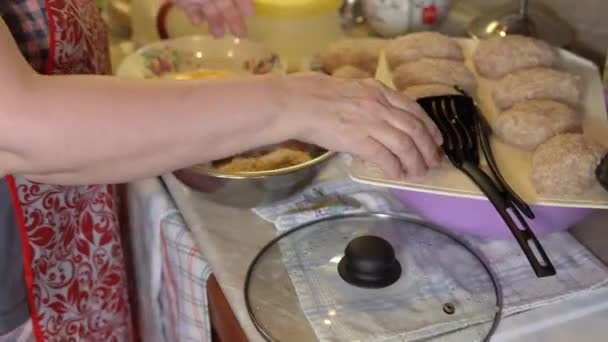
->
[402,84,460,100]
[492,100,581,150]
[392,59,476,94]
[319,38,387,74]
[493,67,581,110]
[331,65,373,79]
[532,133,605,196]
[474,35,558,79]
[385,31,464,70]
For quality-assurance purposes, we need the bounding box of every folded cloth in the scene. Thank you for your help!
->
[253,179,608,341]
[128,178,212,342]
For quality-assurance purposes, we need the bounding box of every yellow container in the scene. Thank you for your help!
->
[247,0,345,71]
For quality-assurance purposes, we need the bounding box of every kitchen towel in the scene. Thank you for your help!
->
[127,178,212,342]
[159,212,213,342]
[253,179,608,342]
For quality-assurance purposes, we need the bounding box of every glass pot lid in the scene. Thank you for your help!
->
[245,213,502,342]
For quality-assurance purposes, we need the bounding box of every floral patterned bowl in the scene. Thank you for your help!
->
[116,35,286,79]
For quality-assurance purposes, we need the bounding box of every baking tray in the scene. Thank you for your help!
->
[350,39,608,209]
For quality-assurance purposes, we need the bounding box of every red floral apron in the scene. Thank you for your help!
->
[3,1,132,341]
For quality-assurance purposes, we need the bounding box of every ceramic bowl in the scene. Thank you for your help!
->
[116,35,286,79]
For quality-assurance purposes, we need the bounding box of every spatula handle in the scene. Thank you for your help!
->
[476,115,535,219]
[461,162,556,278]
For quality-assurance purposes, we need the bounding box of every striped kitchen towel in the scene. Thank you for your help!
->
[127,178,212,342]
[160,212,213,342]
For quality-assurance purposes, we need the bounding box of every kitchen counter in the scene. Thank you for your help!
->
[162,172,330,342]
[115,2,608,338]
[163,170,608,341]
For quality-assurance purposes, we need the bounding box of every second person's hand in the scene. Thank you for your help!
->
[172,0,255,38]
[273,73,444,180]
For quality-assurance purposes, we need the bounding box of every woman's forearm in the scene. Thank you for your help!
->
[0,20,444,183]
[2,73,289,185]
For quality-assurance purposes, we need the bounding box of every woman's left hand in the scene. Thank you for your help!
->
[172,0,255,38]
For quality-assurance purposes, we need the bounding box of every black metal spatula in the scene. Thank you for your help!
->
[417,94,556,278]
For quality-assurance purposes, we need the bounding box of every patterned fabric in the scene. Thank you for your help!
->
[2,0,132,341]
[160,212,212,342]
[126,178,212,342]
[0,0,49,73]
[9,180,133,341]
[46,0,111,75]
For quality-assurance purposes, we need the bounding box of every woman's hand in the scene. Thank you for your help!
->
[172,0,255,38]
[277,73,444,180]
[1,16,440,184]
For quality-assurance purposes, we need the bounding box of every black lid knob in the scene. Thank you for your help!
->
[338,235,401,289]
